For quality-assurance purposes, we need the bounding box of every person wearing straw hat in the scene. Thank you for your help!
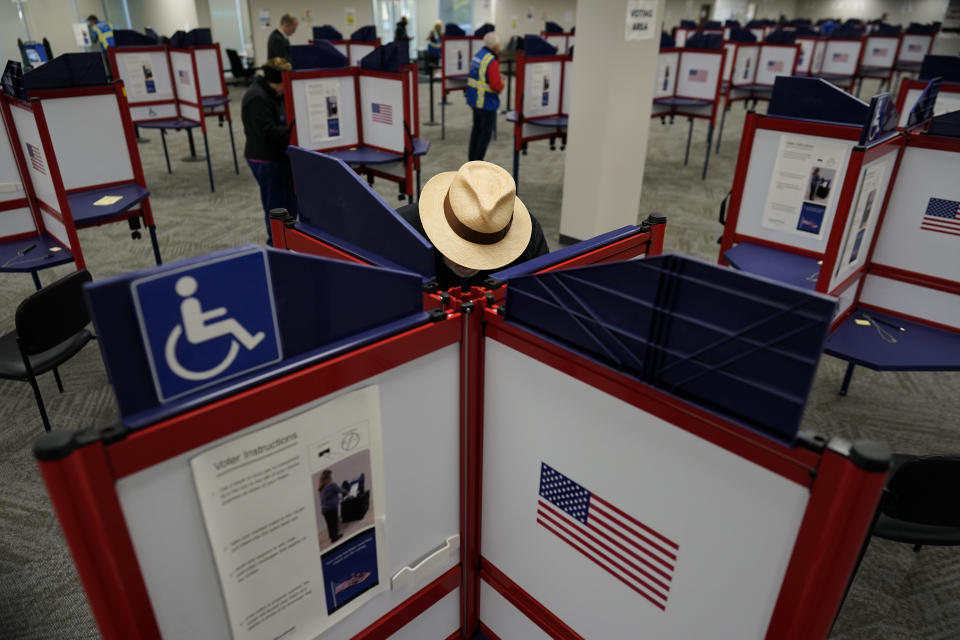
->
[397,161,548,289]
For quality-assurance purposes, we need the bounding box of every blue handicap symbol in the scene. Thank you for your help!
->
[132,249,282,402]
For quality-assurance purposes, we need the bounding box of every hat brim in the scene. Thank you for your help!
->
[419,171,532,272]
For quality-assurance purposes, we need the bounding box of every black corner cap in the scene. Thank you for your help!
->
[269,208,289,219]
[461,300,475,313]
[484,277,504,290]
[796,432,828,453]
[100,423,129,445]
[423,279,440,293]
[428,308,447,322]
[34,431,78,462]
[645,213,667,225]
[849,440,892,472]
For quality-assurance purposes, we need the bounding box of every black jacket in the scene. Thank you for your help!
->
[396,203,550,290]
[395,21,411,42]
[267,28,290,60]
[241,76,290,162]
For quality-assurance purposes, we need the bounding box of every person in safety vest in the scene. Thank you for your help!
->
[426,20,442,67]
[465,31,504,161]
[86,15,116,49]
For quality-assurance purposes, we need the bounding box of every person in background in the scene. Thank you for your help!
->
[426,20,443,67]
[86,15,116,49]
[465,32,504,161]
[241,58,298,245]
[318,470,350,543]
[395,16,412,44]
[396,160,548,289]
[268,13,298,61]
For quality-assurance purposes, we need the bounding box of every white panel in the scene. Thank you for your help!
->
[41,209,70,248]
[561,60,573,114]
[676,51,722,100]
[171,50,199,104]
[116,344,461,640]
[290,75,360,151]
[898,88,924,126]
[755,46,797,85]
[898,88,960,126]
[750,28,764,41]
[333,43,348,57]
[443,40,471,77]
[860,275,960,330]
[675,29,692,48]
[523,60,563,118]
[479,581,552,640]
[545,34,566,54]
[0,117,24,204]
[387,588,459,640]
[820,41,861,76]
[179,104,201,123]
[722,43,736,82]
[481,340,810,639]
[469,37,481,59]
[828,151,898,291]
[731,45,760,86]
[872,146,960,284]
[130,102,179,122]
[521,122,562,138]
[10,106,57,212]
[654,51,679,98]
[359,75,405,153]
[0,207,36,237]
[735,128,854,254]
[899,35,932,63]
[861,36,898,68]
[810,39,827,75]
[113,50,175,104]
[43,95,134,191]
[195,48,223,98]
[350,44,376,67]
[834,279,859,320]
[568,35,574,50]
[795,38,816,73]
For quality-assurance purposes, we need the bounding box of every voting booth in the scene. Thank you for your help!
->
[505,45,572,185]
[794,37,862,91]
[539,31,574,54]
[653,46,725,179]
[896,79,960,127]
[854,33,900,93]
[894,33,934,74]
[0,55,161,272]
[35,233,891,639]
[439,35,482,139]
[313,35,382,68]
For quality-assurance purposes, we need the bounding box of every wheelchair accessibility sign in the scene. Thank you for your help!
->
[131,248,282,402]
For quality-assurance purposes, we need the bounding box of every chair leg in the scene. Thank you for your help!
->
[53,367,64,393]
[27,374,52,431]
[913,544,922,552]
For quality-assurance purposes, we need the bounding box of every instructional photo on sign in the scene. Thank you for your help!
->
[306,79,342,143]
[122,54,155,99]
[762,134,848,239]
[190,385,387,640]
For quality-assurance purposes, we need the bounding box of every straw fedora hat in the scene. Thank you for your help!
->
[419,161,532,271]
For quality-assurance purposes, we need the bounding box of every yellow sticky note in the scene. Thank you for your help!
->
[817,260,823,265]
[93,195,123,206]
[854,319,871,326]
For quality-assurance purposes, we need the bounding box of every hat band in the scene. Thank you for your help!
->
[443,192,513,245]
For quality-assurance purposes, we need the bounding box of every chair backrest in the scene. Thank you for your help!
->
[15,270,93,355]
[225,48,244,75]
[884,455,960,527]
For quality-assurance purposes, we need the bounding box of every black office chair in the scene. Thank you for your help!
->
[225,48,257,86]
[874,454,960,550]
[0,270,94,431]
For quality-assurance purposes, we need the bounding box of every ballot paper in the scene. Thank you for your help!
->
[761,134,849,239]
[93,195,123,206]
[191,386,387,640]
[306,79,342,144]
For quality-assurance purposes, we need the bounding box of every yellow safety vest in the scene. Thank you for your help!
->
[466,49,498,111]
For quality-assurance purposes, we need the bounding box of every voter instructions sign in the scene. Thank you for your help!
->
[626,0,656,41]
[131,248,282,402]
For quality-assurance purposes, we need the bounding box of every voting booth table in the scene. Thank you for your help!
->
[108,29,240,193]
[0,55,161,274]
[653,42,725,179]
[720,77,960,392]
[36,212,892,639]
[283,45,426,203]
[504,38,571,186]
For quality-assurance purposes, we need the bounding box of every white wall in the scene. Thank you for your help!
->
[0,0,101,66]
[245,0,374,63]
[130,0,201,36]
[662,0,799,27]
[795,0,948,23]
[494,0,577,39]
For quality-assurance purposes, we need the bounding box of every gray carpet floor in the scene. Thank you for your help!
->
[0,74,958,639]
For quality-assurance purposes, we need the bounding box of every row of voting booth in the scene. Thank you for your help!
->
[107,28,238,193]
[310,25,381,67]
[720,76,960,393]
[36,142,892,640]
[0,54,162,283]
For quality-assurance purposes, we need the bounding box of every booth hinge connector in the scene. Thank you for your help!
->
[428,308,447,322]
[461,301,475,314]
[100,423,130,445]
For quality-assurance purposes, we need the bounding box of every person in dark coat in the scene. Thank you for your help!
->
[241,58,298,245]
[267,13,298,61]
[397,161,549,290]
[395,16,412,43]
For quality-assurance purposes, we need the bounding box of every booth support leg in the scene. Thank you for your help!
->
[441,98,446,140]
[135,124,149,143]
[684,118,693,166]
[148,225,162,265]
[512,149,520,192]
[228,120,239,174]
[31,271,41,290]
[160,130,172,174]
[716,107,728,153]
[855,77,863,97]
[426,72,438,126]
[702,125,713,180]
[416,167,422,198]
[839,362,856,396]
[182,128,208,163]
[203,132,215,192]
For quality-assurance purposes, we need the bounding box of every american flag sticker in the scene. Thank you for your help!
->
[832,52,849,62]
[371,102,393,125]
[767,60,784,72]
[908,43,923,52]
[537,462,678,611]
[872,48,888,56]
[921,198,960,237]
[26,143,45,175]
[688,69,708,82]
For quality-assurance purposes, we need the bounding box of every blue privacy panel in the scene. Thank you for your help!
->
[504,254,837,444]
[768,76,868,126]
[85,246,427,428]
[290,147,435,279]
